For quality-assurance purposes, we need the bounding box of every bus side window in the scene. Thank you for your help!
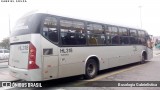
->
[88,35,98,45]
[60,19,86,45]
[119,27,129,44]
[87,23,105,45]
[138,30,146,45]
[73,21,86,45]
[129,29,138,44]
[108,26,119,45]
[43,17,58,43]
[105,26,111,45]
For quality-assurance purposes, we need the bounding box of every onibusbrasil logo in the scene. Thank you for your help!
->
[2,82,42,88]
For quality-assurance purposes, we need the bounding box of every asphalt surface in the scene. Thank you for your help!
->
[0,59,8,63]
[4,55,159,90]
[0,49,160,90]
[0,62,8,68]
[53,55,160,90]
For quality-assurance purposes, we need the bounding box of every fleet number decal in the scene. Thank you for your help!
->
[18,45,29,51]
[60,48,73,56]
[60,48,73,53]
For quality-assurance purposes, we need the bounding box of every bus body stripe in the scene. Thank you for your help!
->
[10,41,30,45]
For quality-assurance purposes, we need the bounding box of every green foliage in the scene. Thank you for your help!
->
[0,37,10,49]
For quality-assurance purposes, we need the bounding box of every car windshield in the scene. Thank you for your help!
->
[4,50,9,53]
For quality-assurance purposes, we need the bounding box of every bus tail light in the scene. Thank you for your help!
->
[28,43,39,69]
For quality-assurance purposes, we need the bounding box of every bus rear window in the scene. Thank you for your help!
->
[11,14,42,36]
[12,15,32,32]
[14,17,30,31]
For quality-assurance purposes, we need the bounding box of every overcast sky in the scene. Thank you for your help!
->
[0,0,160,41]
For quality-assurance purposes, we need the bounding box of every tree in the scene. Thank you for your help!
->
[0,37,10,49]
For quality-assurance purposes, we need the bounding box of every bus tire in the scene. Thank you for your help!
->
[140,53,146,64]
[84,59,98,79]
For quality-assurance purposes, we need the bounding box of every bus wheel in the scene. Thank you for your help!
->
[85,59,98,79]
[140,54,145,64]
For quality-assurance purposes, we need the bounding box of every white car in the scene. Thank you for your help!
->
[0,49,9,60]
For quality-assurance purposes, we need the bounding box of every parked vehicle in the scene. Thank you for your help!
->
[0,49,10,60]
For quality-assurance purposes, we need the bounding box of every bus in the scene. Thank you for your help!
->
[9,12,153,81]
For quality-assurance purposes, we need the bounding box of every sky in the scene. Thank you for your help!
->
[0,0,160,41]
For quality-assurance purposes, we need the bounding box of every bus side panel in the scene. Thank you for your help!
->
[57,45,150,79]
[41,36,59,80]
[58,46,133,78]
[147,48,153,60]
[132,45,142,63]
[58,45,142,79]
[107,46,131,68]
[43,56,58,80]
[58,47,85,78]
[58,47,107,78]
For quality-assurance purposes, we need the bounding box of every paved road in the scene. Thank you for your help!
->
[5,55,160,90]
[51,55,160,90]
[1,49,159,90]
[0,62,8,68]
[76,55,160,90]
[0,59,8,63]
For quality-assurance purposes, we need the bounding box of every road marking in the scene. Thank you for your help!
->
[74,64,142,86]
[154,53,160,57]
[55,88,66,90]
[0,87,13,90]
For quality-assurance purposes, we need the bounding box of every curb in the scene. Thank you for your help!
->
[0,66,8,68]
[0,75,20,82]
[154,53,160,57]
[156,53,160,55]
[0,60,8,63]
[0,62,8,68]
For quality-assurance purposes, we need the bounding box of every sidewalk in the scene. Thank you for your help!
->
[153,47,160,56]
[0,69,19,81]
[0,62,19,81]
[0,59,8,63]
[0,62,8,68]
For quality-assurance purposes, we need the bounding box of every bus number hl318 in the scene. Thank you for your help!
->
[60,48,73,53]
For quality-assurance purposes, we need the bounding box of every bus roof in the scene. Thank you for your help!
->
[22,10,144,31]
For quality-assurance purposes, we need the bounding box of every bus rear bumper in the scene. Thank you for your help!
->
[9,66,42,81]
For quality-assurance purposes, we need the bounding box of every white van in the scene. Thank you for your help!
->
[0,49,10,60]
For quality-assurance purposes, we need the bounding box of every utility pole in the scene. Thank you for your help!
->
[8,13,11,35]
[139,6,142,29]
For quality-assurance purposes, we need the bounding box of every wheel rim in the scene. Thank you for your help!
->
[87,63,96,76]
